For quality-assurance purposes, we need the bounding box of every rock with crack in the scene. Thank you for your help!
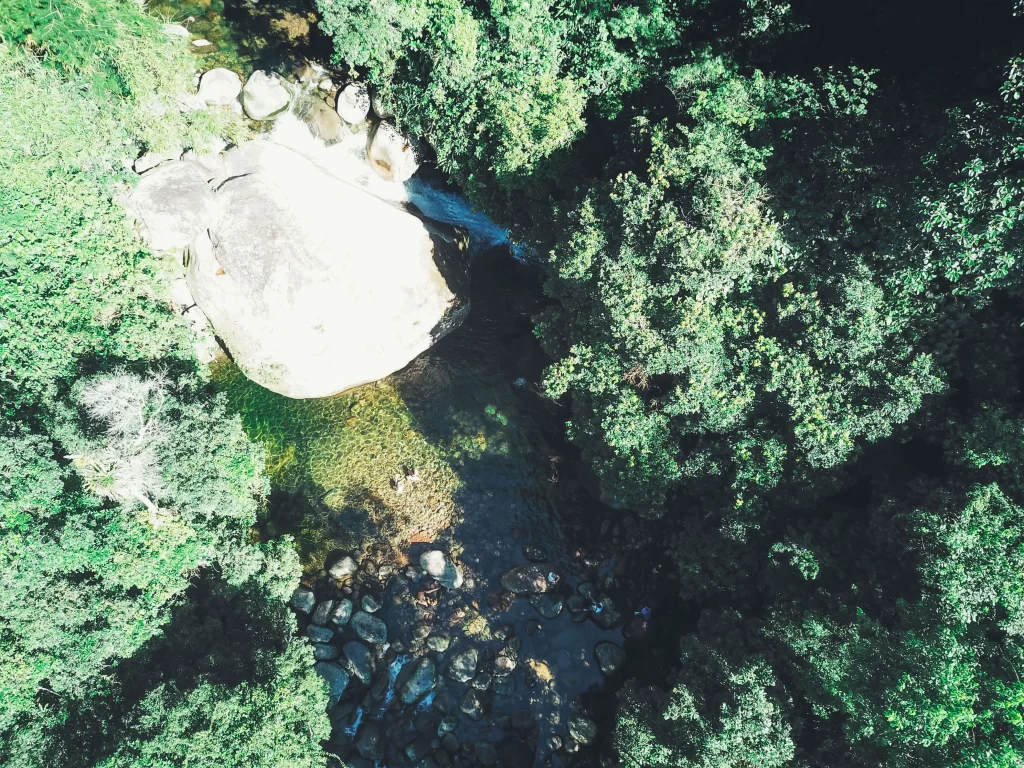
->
[127,140,471,398]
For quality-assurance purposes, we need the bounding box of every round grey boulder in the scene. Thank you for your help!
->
[336,82,371,124]
[198,68,242,105]
[399,656,437,705]
[420,550,464,590]
[242,70,291,120]
[351,611,388,644]
[568,716,597,746]
[290,586,316,613]
[367,121,420,182]
[448,648,479,682]
[594,641,626,676]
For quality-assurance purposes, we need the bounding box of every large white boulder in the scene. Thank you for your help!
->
[198,68,242,106]
[241,70,291,120]
[126,161,215,251]
[367,122,420,182]
[128,141,470,398]
[336,82,370,124]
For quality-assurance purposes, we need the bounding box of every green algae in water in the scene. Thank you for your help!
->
[213,360,459,568]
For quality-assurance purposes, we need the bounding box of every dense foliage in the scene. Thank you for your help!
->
[0,2,328,764]
[318,0,1024,764]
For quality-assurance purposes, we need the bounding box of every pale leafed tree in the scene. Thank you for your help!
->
[69,371,173,527]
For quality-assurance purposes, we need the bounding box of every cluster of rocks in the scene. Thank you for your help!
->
[126,63,471,399]
[289,546,609,767]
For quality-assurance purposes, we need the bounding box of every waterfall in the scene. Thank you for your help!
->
[268,112,521,257]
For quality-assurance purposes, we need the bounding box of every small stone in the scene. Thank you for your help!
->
[162,23,189,36]
[314,662,350,707]
[291,586,316,613]
[474,742,498,766]
[544,735,562,752]
[491,624,515,641]
[331,598,353,626]
[420,550,464,590]
[500,563,559,594]
[448,648,479,682]
[413,621,433,640]
[471,670,493,690]
[400,657,438,705]
[361,594,382,613]
[523,545,546,562]
[307,624,334,643]
[313,643,340,661]
[494,647,517,676]
[492,674,515,696]
[329,555,358,580]
[311,599,334,625]
[342,640,374,684]
[426,634,451,653]
[351,611,388,644]
[460,689,485,720]
[192,38,212,47]
[594,641,626,676]
[529,593,564,620]
[318,76,334,91]
[437,716,458,737]
[442,733,460,753]
[568,716,597,746]
[577,582,595,599]
[405,738,432,762]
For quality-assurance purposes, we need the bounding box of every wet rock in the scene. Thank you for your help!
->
[544,735,562,752]
[343,640,374,684]
[523,545,546,562]
[577,582,595,600]
[405,738,432,762]
[313,643,340,661]
[241,70,292,120]
[314,662,350,707]
[460,689,485,720]
[491,624,515,642]
[448,648,479,683]
[590,594,624,629]
[413,621,432,640]
[290,587,316,613]
[475,742,498,766]
[307,624,334,643]
[299,98,348,143]
[355,720,383,761]
[361,594,382,613]
[329,556,358,580]
[400,657,438,705]
[331,598,354,626]
[420,550,464,590]
[336,82,371,124]
[529,593,564,619]
[442,733,460,753]
[351,611,388,644]
[568,716,597,746]
[566,594,587,613]
[426,634,450,653]
[594,641,626,676]
[311,599,334,625]
[492,675,515,696]
[501,564,560,594]
[438,716,458,736]
[494,647,517,676]
[470,670,493,690]
[370,667,390,701]
[367,121,420,182]
[198,68,242,106]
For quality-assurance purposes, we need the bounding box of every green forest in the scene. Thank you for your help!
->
[3,0,1024,765]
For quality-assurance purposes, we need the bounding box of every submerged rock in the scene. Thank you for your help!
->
[355,720,383,761]
[351,611,388,644]
[568,716,597,746]
[448,648,479,683]
[594,641,626,676]
[528,593,564,619]
[501,564,560,595]
[460,689,486,720]
[399,656,438,705]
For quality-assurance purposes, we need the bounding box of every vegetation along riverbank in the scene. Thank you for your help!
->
[3,0,1024,766]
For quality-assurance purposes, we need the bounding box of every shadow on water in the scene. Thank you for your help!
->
[149,0,333,73]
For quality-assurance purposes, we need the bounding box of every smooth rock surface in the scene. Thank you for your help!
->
[399,657,437,705]
[290,587,316,613]
[127,161,213,252]
[241,70,291,120]
[198,68,242,105]
[594,641,626,676]
[178,140,469,398]
[314,662,350,706]
[336,82,371,124]
[448,648,478,683]
[329,555,358,580]
[331,598,354,626]
[420,550,464,590]
[367,121,420,182]
[342,640,374,684]
[500,564,560,595]
[351,611,388,644]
